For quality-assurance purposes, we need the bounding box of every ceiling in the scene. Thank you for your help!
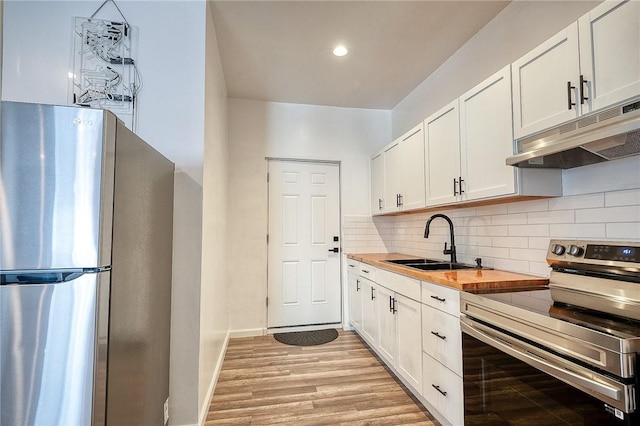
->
[210,1,510,110]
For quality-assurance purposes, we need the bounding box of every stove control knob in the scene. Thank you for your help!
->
[551,244,566,255]
[568,245,584,257]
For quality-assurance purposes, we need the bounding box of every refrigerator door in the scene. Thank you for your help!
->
[0,271,109,426]
[0,102,116,270]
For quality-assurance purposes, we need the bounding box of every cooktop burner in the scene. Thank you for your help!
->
[475,287,640,340]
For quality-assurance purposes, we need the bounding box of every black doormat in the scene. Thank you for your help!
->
[273,328,339,346]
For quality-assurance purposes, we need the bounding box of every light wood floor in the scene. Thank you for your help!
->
[206,329,439,425]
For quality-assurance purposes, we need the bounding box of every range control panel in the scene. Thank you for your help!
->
[548,240,640,264]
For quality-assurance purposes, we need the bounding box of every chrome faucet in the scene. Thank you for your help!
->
[424,213,457,263]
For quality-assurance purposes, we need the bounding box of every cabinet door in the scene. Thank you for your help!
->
[376,285,397,367]
[396,294,422,393]
[579,0,640,113]
[400,124,426,211]
[460,65,516,201]
[370,152,385,214]
[425,100,461,206]
[383,141,402,213]
[360,278,379,345]
[348,273,362,331]
[512,23,581,139]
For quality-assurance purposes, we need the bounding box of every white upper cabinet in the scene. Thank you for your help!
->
[425,100,460,207]
[513,0,640,140]
[383,140,403,213]
[512,23,581,139]
[578,0,640,113]
[370,152,385,214]
[379,124,426,213]
[460,65,516,201]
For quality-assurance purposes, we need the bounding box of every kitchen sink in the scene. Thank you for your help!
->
[384,258,481,271]
[385,258,442,265]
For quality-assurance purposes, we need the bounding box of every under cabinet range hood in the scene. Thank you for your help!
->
[507,97,640,168]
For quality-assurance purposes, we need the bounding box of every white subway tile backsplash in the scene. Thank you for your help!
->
[550,223,606,238]
[508,224,549,237]
[345,186,639,272]
[528,237,551,250]
[606,223,640,240]
[548,193,604,210]
[510,248,547,262]
[491,213,527,226]
[576,206,640,223]
[492,236,529,248]
[606,189,640,207]
[527,210,575,224]
[507,199,549,213]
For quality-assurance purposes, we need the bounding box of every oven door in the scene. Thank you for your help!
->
[461,319,638,425]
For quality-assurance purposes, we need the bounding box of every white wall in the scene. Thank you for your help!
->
[227,99,390,333]
[2,0,206,184]
[392,0,599,139]
[198,2,229,423]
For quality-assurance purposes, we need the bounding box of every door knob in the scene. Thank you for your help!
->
[328,247,339,253]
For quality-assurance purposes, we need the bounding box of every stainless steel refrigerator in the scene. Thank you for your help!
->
[0,101,174,425]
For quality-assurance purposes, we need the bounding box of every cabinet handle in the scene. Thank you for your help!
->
[453,178,458,196]
[580,75,589,104]
[371,287,375,300]
[378,198,383,210]
[459,177,465,194]
[389,295,393,312]
[348,264,355,268]
[430,295,446,303]
[567,81,576,110]
[356,279,360,291]
[432,384,447,397]
[431,331,446,340]
[362,269,370,274]
[392,297,397,314]
[396,194,400,207]
[398,194,403,207]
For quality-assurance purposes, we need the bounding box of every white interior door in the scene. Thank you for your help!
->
[267,160,341,328]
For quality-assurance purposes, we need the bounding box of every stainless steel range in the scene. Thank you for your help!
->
[460,240,640,425]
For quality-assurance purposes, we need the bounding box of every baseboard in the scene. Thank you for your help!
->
[198,329,230,426]
[266,323,342,334]
[229,328,266,338]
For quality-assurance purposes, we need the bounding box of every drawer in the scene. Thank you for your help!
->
[422,305,462,376]
[376,268,421,301]
[421,280,460,317]
[359,264,376,281]
[347,258,360,272]
[422,353,463,426]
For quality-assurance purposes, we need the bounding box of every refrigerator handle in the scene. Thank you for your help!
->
[0,270,95,285]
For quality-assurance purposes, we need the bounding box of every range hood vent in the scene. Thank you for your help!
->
[507,98,640,169]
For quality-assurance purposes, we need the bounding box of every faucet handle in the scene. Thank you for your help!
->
[443,242,452,255]
[475,257,482,268]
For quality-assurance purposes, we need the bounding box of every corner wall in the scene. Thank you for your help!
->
[198,1,230,422]
[227,99,390,333]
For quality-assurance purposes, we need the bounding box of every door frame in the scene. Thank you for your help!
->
[265,157,343,332]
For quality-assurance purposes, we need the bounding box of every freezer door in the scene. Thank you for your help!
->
[0,272,107,426]
[0,101,116,270]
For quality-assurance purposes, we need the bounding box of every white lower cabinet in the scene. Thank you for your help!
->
[360,277,379,345]
[348,270,362,332]
[422,352,464,426]
[395,294,422,392]
[376,284,397,365]
[421,280,464,426]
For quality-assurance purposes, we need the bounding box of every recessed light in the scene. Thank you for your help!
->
[333,45,348,57]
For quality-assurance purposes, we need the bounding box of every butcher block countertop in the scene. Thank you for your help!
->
[347,253,548,291]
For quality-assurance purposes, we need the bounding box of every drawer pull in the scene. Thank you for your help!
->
[362,269,370,274]
[348,264,355,268]
[432,384,447,397]
[431,331,446,340]
[430,295,446,302]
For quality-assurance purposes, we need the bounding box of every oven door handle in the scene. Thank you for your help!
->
[461,320,632,411]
